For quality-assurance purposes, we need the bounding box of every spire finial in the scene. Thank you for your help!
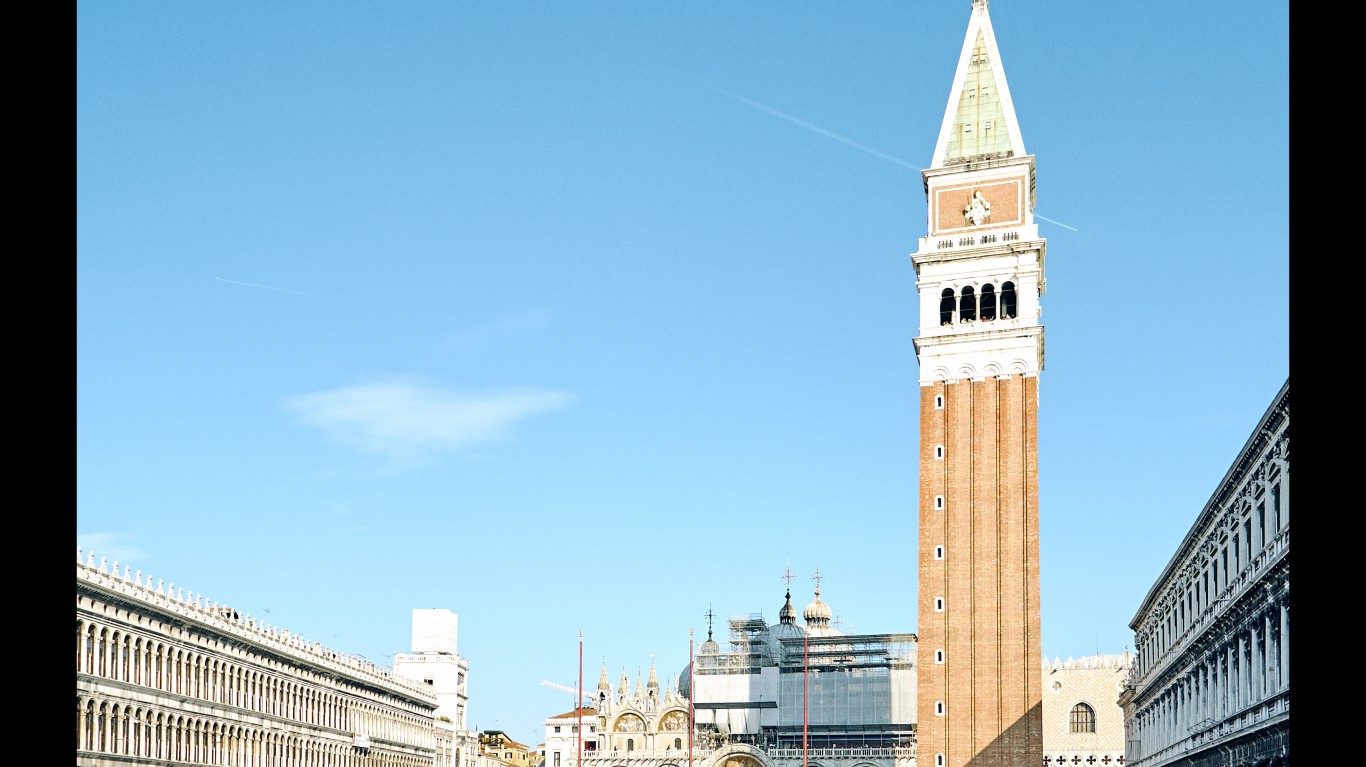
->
[704,605,715,639]
[781,562,795,588]
[811,566,823,594]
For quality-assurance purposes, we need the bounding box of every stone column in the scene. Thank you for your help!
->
[1250,623,1261,702]
[1264,611,1275,698]
[1279,601,1289,690]
[1277,459,1289,528]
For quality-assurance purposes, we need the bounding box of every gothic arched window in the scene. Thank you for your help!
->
[940,289,955,326]
[1069,702,1096,733]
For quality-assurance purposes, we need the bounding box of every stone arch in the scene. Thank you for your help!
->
[657,708,689,733]
[612,712,646,733]
[704,743,775,767]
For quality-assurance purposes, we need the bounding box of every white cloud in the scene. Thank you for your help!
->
[284,380,574,459]
[76,532,150,566]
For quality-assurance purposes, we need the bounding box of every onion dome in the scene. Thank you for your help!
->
[699,625,720,656]
[803,586,833,627]
[769,588,806,655]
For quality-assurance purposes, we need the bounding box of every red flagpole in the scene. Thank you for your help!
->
[578,630,583,767]
[803,631,809,767]
[688,628,695,767]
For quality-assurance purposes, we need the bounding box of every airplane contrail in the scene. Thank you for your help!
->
[717,89,920,171]
[1034,214,1078,231]
[718,88,1078,231]
[215,277,327,298]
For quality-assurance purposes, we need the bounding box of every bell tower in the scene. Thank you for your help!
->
[912,2,1045,766]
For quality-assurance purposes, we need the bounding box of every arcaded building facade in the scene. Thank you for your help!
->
[77,547,443,767]
[1119,380,1289,767]
[911,1,1045,765]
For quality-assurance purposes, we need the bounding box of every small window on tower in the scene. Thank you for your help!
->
[934,597,945,612]
[934,546,944,560]
[935,496,944,510]
[934,649,944,664]
[935,395,944,409]
[935,445,944,460]
[935,701,945,716]
[963,123,973,138]
[936,755,945,767]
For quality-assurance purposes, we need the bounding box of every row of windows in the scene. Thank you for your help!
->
[77,615,431,756]
[78,696,428,767]
[939,283,1018,325]
[1138,472,1285,674]
[1130,604,1288,759]
[607,737,685,752]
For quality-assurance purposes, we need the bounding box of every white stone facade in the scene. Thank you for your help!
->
[1042,653,1133,767]
[395,609,472,730]
[76,547,445,767]
[1119,380,1289,767]
[543,706,602,767]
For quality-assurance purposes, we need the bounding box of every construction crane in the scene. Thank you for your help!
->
[541,680,592,704]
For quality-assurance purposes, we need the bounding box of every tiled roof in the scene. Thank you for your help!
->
[549,706,598,720]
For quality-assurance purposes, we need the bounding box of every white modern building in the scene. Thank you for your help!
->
[394,608,478,767]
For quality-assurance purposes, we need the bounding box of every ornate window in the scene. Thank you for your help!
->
[940,290,956,326]
[1069,702,1096,733]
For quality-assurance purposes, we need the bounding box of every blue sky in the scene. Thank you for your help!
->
[76,0,1288,745]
